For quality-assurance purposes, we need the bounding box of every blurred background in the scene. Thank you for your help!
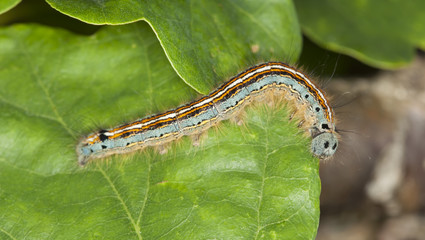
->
[318,53,425,240]
[1,1,424,239]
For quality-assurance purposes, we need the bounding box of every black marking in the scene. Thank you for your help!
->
[101,145,107,149]
[324,141,329,149]
[121,132,134,138]
[315,107,320,112]
[99,130,108,141]
[332,143,337,150]
[321,124,329,130]
[305,94,309,99]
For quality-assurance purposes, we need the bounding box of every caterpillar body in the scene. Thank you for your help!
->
[77,62,338,165]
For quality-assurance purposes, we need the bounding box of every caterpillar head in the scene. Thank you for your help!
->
[311,131,338,159]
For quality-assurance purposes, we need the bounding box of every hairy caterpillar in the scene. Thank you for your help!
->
[77,62,338,165]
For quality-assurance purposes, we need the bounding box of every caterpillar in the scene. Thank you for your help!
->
[77,62,338,166]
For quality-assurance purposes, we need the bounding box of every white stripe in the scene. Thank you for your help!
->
[106,63,332,137]
[177,65,272,115]
[108,112,177,135]
[86,136,97,142]
[273,65,333,120]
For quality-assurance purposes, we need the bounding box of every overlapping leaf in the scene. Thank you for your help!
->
[0,0,20,15]
[295,0,425,68]
[46,0,302,93]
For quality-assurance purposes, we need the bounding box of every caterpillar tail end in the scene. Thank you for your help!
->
[78,154,90,167]
[76,141,90,167]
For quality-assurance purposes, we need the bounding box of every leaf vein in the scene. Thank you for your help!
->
[0,95,62,128]
[136,158,151,229]
[156,205,195,240]
[98,167,143,240]
[21,49,76,139]
[228,1,282,47]
[0,227,17,240]
[254,115,271,239]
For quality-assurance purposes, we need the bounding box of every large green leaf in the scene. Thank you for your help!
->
[0,0,20,15]
[46,0,301,94]
[0,23,319,239]
[295,0,425,69]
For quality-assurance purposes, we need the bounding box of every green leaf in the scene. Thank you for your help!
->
[295,0,425,69]
[0,23,319,239]
[46,0,301,93]
[0,0,20,15]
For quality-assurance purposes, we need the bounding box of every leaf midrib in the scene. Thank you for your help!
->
[98,167,143,240]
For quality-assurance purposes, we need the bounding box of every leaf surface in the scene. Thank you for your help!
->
[0,23,319,239]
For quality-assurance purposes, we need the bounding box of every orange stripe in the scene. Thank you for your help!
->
[109,113,176,139]
[174,64,269,113]
[100,63,332,141]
